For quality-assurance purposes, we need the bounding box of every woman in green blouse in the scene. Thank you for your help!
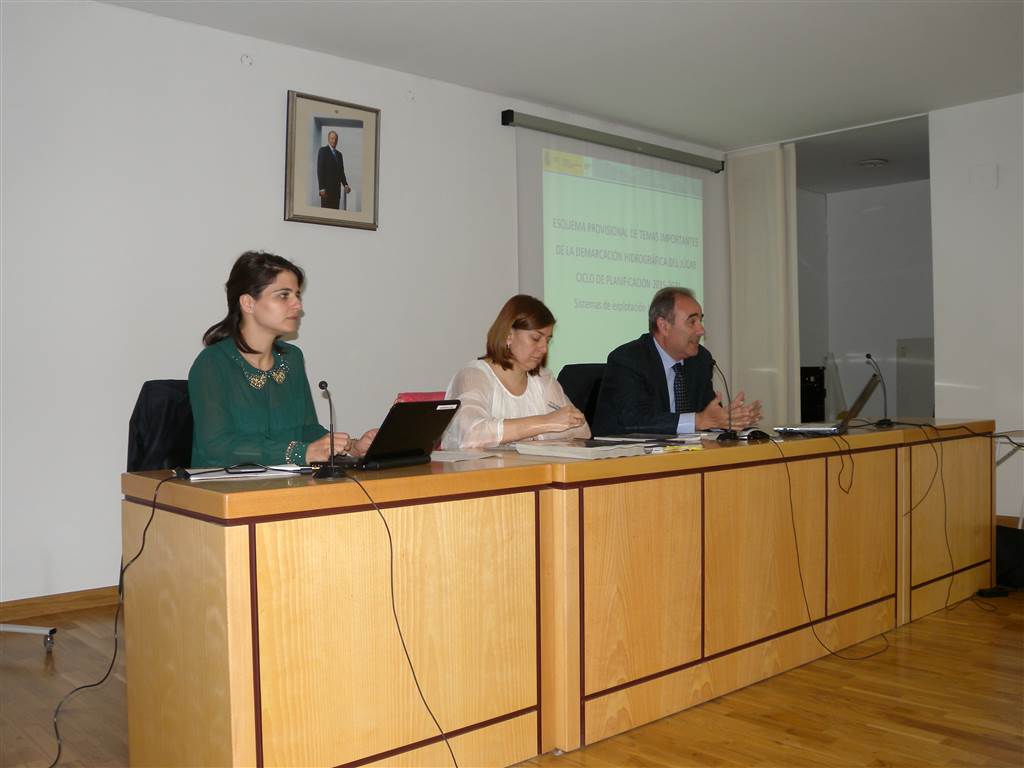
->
[189,251,374,467]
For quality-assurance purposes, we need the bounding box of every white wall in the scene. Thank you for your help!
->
[827,180,934,419]
[797,189,829,366]
[0,1,727,601]
[930,93,1024,521]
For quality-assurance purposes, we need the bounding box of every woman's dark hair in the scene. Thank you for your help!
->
[484,294,556,375]
[203,251,305,353]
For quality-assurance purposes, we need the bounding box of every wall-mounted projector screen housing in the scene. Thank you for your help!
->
[515,128,718,374]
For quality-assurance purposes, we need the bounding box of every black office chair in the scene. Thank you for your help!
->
[127,379,193,471]
[557,363,606,426]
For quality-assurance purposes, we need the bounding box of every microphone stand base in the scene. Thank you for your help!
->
[314,463,348,479]
[716,430,739,442]
[875,419,895,428]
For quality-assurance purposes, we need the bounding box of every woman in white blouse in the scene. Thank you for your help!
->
[441,295,591,450]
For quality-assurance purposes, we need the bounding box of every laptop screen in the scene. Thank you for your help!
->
[362,400,460,461]
[837,374,880,434]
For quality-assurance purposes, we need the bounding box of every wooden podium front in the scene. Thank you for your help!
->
[121,420,993,767]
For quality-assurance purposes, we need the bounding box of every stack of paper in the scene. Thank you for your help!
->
[513,439,648,460]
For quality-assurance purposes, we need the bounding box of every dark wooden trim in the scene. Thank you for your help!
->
[909,444,914,618]
[334,706,538,768]
[578,487,586,747]
[534,491,542,757]
[583,593,895,703]
[248,524,264,768]
[990,437,996,586]
[900,428,994,444]
[700,474,705,659]
[824,457,830,617]
[894,449,899,621]
[550,466,703,491]
[124,484,550,528]
[910,559,991,591]
[124,495,226,523]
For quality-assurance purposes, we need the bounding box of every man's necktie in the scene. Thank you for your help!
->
[672,362,692,413]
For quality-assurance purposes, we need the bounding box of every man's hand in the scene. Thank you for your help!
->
[319,189,327,198]
[344,184,352,194]
[695,390,762,430]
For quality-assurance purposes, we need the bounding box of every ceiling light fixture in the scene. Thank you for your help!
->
[857,158,889,168]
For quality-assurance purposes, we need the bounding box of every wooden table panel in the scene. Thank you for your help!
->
[583,599,893,745]
[827,449,897,615]
[120,418,995,765]
[538,489,581,753]
[255,494,537,767]
[911,437,993,587]
[122,503,255,768]
[704,459,826,656]
[911,562,991,620]
[121,456,552,521]
[582,476,702,694]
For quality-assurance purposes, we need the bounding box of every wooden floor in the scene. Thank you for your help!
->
[1,606,127,767]
[2,594,1021,768]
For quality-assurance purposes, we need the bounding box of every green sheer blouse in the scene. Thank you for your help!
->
[188,339,327,467]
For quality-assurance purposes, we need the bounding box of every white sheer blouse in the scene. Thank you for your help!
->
[440,359,591,449]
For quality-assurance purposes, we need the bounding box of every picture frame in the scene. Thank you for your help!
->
[284,90,380,230]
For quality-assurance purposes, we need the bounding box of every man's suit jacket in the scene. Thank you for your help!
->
[592,333,715,436]
[317,146,348,207]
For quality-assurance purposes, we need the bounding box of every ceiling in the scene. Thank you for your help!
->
[795,116,930,194]
[110,0,1021,153]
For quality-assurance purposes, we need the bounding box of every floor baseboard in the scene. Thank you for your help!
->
[0,586,119,622]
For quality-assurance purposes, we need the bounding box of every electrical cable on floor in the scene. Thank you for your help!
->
[46,474,172,768]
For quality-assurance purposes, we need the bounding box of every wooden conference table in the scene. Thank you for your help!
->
[121,419,995,767]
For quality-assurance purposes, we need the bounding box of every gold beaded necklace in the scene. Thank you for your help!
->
[235,349,289,390]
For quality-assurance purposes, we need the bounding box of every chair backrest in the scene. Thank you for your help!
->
[557,363,606,425]
[127,379,193,471]
[395,391,447,403]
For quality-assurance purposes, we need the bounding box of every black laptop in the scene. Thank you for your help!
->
[332,399,460,470]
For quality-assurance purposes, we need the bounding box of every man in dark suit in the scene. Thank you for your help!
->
[317,130,350,209]
[592,287,761,435]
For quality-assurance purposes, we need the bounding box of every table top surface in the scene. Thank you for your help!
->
[122,418,994,521]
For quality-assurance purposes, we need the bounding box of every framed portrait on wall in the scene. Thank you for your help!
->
[284,90,380,230]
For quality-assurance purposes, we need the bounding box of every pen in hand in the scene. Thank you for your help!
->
[547,401,561,412]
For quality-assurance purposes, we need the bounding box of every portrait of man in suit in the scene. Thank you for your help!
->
[317,130,350,209]
[285,92,377,228]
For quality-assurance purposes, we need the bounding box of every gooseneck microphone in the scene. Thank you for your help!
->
[315,380,347,479]
[711,359,739,442]
[864,354,893,428]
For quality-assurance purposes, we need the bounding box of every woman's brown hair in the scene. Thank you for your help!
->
[484,294,556,375]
